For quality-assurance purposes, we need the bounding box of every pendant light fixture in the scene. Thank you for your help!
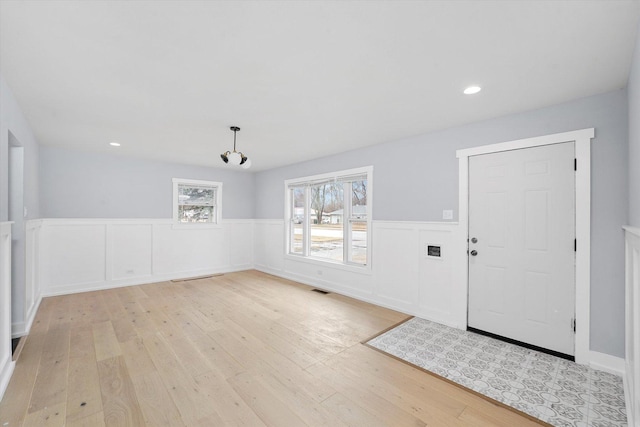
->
[220,126,251,169]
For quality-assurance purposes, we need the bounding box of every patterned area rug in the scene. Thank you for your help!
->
[366,317,627,427]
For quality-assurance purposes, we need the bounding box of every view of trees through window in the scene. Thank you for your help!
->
[289,172,369,265]
[177,184,216,223]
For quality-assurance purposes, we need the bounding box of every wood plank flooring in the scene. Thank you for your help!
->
[0,270,545,426]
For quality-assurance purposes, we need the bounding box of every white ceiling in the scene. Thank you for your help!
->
[1,1,639,171]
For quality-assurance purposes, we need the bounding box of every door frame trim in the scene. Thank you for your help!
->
[456,128,594,364]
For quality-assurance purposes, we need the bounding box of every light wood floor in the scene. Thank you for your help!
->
[0,270,545,426]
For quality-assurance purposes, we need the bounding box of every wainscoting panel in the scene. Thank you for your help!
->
[42,223,107,290]
[0,222,15,402]
[227,220,254,270]
[374,221,460,327]
[283,257,374,299]
[253,220,285,273]
[15,220,44,337]
[33,219,460,329]
[37,219,253,297]
[111,224,153,280]
[373,223,420,310]
[254,220,460,327]
[418,227,458,327]
[624,226,640,427]
[153,224,228,276]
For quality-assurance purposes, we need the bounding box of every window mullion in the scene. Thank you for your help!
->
[293,187,298,254]
[303,186,310,257]
[344,182,352,263]
[289,188,294,254]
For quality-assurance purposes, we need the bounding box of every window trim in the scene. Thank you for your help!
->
[172,178,222,227]
[284,166,373,270]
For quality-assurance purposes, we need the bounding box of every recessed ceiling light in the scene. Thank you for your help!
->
[463,86,482,95]
[109,142,121,147]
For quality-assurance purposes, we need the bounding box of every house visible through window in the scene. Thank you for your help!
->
[286,167,372,267]
[172,178,222,224]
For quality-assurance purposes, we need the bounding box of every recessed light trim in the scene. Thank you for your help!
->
[109,142,121,147]
[463,86,482,95]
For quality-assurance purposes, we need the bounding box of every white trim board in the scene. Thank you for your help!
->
[39,266,250,298]
[0,222,15,402]
[254,219,462,328]
[589,351,625,377]
[11,295,41,338]
[35,217,254,296]
[623,226,640,427]
[456,128,594,365]
[0,356,14,403]
[253,265,462,330]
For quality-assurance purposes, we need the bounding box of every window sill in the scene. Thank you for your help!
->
[284,253,372,275]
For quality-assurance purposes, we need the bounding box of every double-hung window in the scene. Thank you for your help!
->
[172,178,222,224]
[285,166,372,267]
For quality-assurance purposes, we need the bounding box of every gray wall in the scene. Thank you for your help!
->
[39,146,255,219]
[0,76,40,222]
[254,89,629,358]
[0,74,41,326]
[629,23,640,228]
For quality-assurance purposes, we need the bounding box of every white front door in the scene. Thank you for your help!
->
[468,142,575,356]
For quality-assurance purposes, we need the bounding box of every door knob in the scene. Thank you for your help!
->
[470,250,478,256]
[471,237,478,243]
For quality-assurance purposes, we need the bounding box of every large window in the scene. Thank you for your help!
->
[172,178,222,224]
[285,167,371,267]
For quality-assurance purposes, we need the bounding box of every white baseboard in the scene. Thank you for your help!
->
[41,265,253,298]
[0,356,15,402]
[12,295,43,338]
[254,266,462,330]
[255,265,372,301]
[25,295,43,335]
[11,321,26,339]
[589,350,625,376]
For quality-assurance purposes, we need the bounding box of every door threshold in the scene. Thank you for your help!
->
[467,326,574,362]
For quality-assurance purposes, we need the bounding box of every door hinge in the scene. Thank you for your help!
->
[572,318,576,332]
[574,158,577,171]
[574,238,577,252]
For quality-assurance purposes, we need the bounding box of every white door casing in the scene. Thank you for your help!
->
[468,142,576,356]
[456,128,593,364]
